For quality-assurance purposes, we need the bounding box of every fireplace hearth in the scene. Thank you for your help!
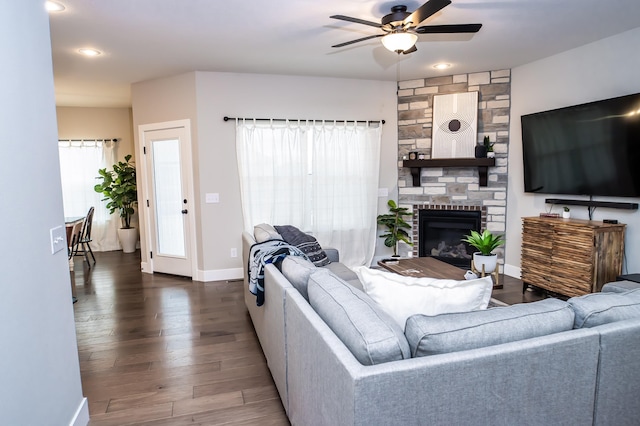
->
[413,206,485,268]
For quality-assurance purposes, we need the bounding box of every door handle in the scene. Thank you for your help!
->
[181,209,188,214]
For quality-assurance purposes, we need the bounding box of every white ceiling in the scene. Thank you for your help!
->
[48,0,640,108]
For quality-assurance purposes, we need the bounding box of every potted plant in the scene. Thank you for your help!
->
[377,200,413,257]
[562,206,571,219]
[484,136,495,158]
[461,229,504,274]
[94,154,138,253]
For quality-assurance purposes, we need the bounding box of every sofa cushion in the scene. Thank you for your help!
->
[601,280,640,293]
[280,256,317,301]
[307,270,410,365]
[405,298,575,357]
[323,262,363,291]
[281,254,363,301]
[355,266,492,329]
[568,288,640,328]
[275,225,330,267]
[253,223,283,243]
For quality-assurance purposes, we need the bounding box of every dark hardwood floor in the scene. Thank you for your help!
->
[492,274,546,305]
[72,251,288,426]
[72,252,543,425]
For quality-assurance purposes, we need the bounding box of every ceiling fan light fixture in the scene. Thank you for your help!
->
[78,48,102,57]
[46,1,65,12]
[433,63,451,70]
[381,32,418,53]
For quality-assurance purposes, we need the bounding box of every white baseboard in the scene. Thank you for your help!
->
[503,263,521,279]
[195,267,244,282]
[70,397,89,426]
[141,262,243,283]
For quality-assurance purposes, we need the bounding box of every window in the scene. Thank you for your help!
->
[236,120,382,267]
[58,139,120,251]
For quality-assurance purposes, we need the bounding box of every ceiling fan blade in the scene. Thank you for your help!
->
[332,34,383,48]
[416,23,483,34]
[404,0,452,26]
[402,45,418,54]
[330,15,381,28]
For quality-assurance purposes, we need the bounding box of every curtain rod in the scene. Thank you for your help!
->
[223,116,385,125]
[58,138,120,142]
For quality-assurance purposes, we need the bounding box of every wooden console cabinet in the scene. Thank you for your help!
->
[521,217,625,297]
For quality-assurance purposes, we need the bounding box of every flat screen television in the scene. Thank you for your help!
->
[521,92,640,197]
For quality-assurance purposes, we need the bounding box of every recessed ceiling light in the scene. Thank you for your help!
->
[433,63,452,70]
[45,1,65,12]
[78,48,102,57]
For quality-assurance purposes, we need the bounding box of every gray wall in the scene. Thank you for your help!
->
[132,72,398,279]
[0,2,87,425]
[506,27,640,277]
[56,106,135,161]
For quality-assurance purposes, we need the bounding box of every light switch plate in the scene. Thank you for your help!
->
[50,225,66,254]
[206,193,220,203]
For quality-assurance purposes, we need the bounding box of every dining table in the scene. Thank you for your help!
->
[65,216,84,271]
[65,216,84,304]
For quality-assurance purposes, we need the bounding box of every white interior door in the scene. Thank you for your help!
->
[140,121,195,277]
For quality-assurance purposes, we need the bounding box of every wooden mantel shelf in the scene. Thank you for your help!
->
[403,157,496,187]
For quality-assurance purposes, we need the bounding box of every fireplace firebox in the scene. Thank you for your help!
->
[417,209,482,268]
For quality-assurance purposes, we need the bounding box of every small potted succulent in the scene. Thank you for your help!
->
[484,136,495,158]
[562,206,571,219]
[461,229,504,273]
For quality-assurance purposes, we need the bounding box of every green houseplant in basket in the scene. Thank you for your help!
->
[461,229,504,273]
[377,200,413,257]
[94,154,138,252]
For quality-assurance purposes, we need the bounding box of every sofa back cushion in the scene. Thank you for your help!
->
[281,256,317,301]
[307,270,411,365]
[601,280,640,294]
[568,288,640,328]
[405,298,574,357]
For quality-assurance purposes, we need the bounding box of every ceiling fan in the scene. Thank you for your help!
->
[330,0,482,54]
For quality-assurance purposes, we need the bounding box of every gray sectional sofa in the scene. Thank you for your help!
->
[242,231,640,426]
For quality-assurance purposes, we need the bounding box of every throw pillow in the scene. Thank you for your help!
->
[354,266,493,329]
[405,298,574,357]
[307,270,411,365]
[275,225,330,267]
[568,288,640,328]
[253,223,283,243]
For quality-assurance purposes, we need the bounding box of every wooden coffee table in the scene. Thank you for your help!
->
[378,257,502,289]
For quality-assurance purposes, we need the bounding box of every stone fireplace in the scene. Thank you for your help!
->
[413,204,486,268]
[395,69,511,270]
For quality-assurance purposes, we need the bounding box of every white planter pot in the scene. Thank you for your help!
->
[117,227,138,253]
[562,211,571,219]
[486,151,495,158]
[473,252,498,274]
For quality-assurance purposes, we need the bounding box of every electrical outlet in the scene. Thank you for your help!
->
[230,248,238,258]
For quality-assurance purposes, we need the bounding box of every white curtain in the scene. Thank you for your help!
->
[236,120,309,231]
[58,140,120,251]
[311,122,381,268]
[236,119,382,268]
